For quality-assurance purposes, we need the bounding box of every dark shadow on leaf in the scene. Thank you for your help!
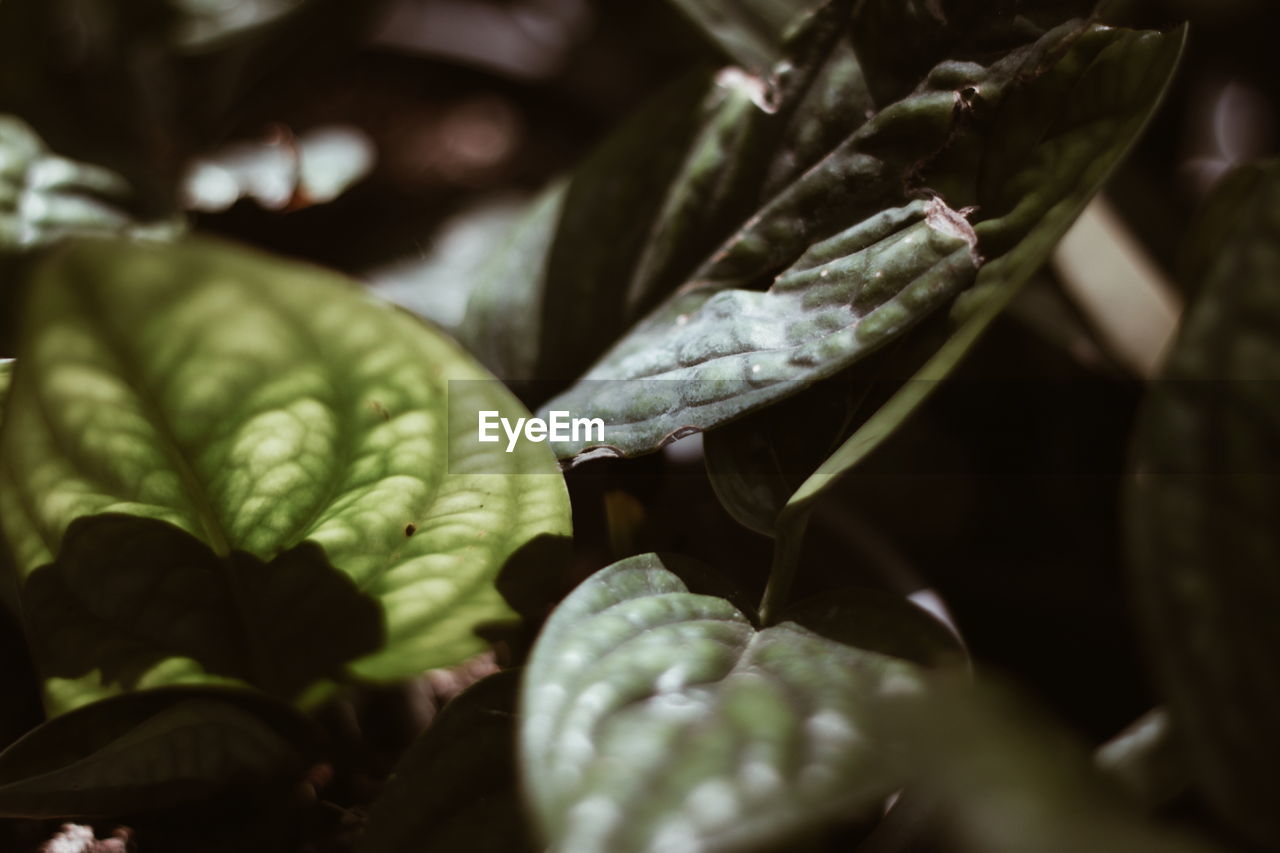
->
[21,514,385,700]
[0,685,319,819]
[479,532,573,663]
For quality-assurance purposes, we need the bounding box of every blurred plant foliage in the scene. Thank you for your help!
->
[0,0,1275,851]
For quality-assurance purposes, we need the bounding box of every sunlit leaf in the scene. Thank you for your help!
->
[0,687,316,818]
[520,554,931,853]
[1126,159,1280,848]
[360,671,535,853]
[0,236,570,714]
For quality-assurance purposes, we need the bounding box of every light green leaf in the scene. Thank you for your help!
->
[0,236,570,714]
[520,554,929,853]
[707,23,1185,536]
[1126,160,1280,848]
[360,671,534,853]
[0,687,316,818]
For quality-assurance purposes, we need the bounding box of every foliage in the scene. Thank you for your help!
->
[0,0,1273,851]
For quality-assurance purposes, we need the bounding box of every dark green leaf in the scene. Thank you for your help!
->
[545,23,1183,462]
[0,237,570,714]
[0,687,316,818]
[1126,160,1280,848]
[707,24,1184,532]
[360,671,534,853]
[520,554,928,853]
[457,4,860,383]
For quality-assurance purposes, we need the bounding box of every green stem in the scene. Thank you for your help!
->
[758,508,810,626]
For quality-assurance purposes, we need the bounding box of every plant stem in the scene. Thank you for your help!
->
[758,508,810,626]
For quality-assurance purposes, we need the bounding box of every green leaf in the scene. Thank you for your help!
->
[1125,160,1280,848]
[0,236,570,714]
[544,22,1183,462]
[360,671,535,853]
[0,687,316,818]
[520,554,929,853]
[706,23,1184,535]
[457,3,861,383]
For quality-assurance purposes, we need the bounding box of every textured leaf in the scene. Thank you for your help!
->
[0,687,316,818]
[520,554,929,853]
[360,671,535,853]
[544,22,1182,461]
[705,23,1184,530]
[458,3,861,383]
[1126,160,1280,848]
[0,237,570,714]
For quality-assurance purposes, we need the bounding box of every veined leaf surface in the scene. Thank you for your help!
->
[0,237,570,713]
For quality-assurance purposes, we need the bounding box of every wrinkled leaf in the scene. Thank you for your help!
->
[0,236,570,714]
[1126,160,1280,848]
[545,23,1182,462]
[520,553,929,853]
[0,687,316,818]
[705,23,1184,532]
[458,4,859,383]
[360,671,534,853]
